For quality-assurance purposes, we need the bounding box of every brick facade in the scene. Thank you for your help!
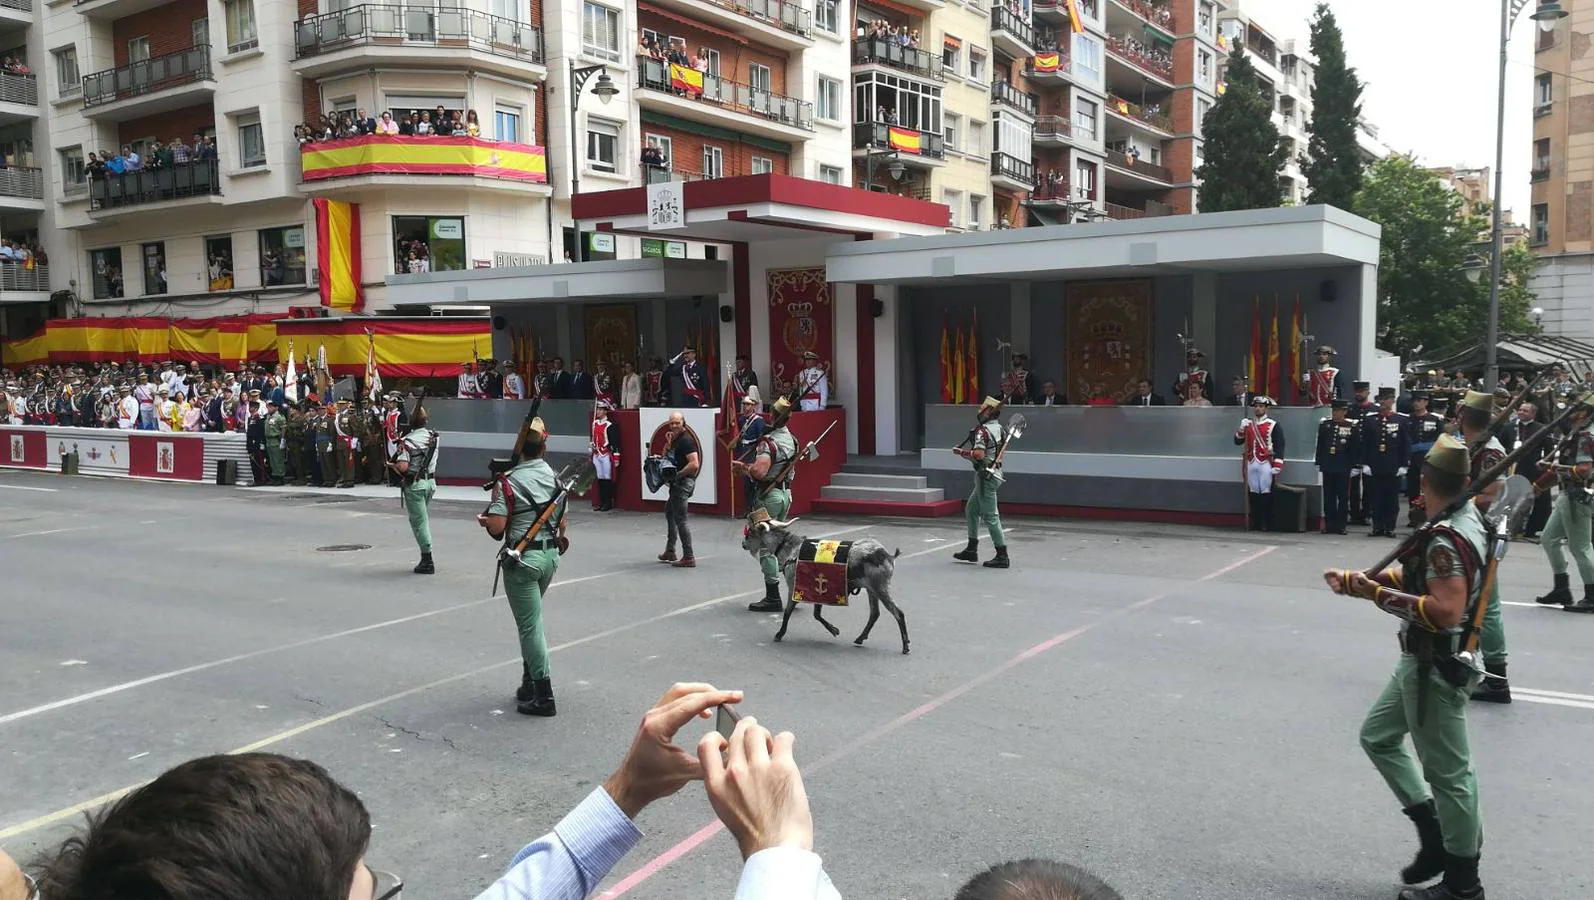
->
[637,12,789,94]
[302,79,322,126]
[640,122,788,178]
[112,0,209,67]
[117,103,215,149]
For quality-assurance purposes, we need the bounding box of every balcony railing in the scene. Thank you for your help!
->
[637,56,814,132]
[295,4,544,66]
[0,72,38,106]
[1035,115,1092,142]
[82,45,212,109]
[1531,160,1551,182]
[853,121,944,158]
[88,158,221,211]
[1034,0,1097,16]
[990,80,1036,116]
[0,263,48,291]
[1105,199,1174,220]
[1024,54,1072,78]
[990,6,1034,49]
[852,38,943,81]
[0,0,32,10]
[1105,94,1171,132]
[1106,34,1173,82]
[1030,178,1075,201]
[300,134,549,183]
[1106,149,1172,182]
[990,152,1034,187]
[1113,0,1173,34]
[0,166,44,199]
[710,0,812,38]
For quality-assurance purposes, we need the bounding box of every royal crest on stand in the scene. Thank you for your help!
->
[8,434,22,463]
[647,181,683,228]
[156,441,175,474]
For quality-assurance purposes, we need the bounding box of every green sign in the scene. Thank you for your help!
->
[641,238,687,259]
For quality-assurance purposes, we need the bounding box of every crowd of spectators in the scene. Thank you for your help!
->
[855,18,921,48]
[0,360,320,432]
[396,236,433,275]
[1,56,29,75]
[0,238,45,267]
[1106,33,1173,78]
[85,135,218,183]
[297,107,485,145]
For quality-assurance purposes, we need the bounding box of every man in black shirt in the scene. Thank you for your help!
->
[1129,378,1165,407]
[658,411,700,568]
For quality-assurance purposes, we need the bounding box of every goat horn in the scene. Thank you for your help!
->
[769,517,799,529]
[754,521,770,534]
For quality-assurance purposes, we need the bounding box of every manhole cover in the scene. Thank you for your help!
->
[316,544,371,552]
[315,496,363,504]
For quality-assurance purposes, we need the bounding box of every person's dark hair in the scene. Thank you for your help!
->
[1459,406,1492,433]
[954,859,1123,900]
[34,753,369,900]
[1422,462,1467,499]
[411,408,428,428]
[522,435,547,458]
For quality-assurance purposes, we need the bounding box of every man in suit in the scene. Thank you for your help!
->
[1035,380,1065,406]
[1223,375,1255,407]
[670,346,708,408]
[570,359,595,401]
[1508,401,1552,538]
[1129,378,1165,407]
[549,357,573,399]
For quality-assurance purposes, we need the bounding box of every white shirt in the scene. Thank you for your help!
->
[117,396,138,428]
[734,847,842,900]
[503,372,526,400]
[458,372,479,398]
[798,365,828,410]
[621,373,642,409]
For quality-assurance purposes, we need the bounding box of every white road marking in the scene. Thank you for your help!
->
[1515,687,1594,703]
[1502,601,1564,609]
[1514,694,1594,711]
[1,526,96,539]
[0,484,58,493]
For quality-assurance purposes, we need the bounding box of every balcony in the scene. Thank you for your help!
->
[71,0,171,20]
[1105,199,1173,220]
[1109,0,1173,37]
[990,6,1036,60]
[300,135,550,195]
[1106,34,1173,85]
[990,152,1034,191]
[1104,148,1173,185]
[852,122,944,162]
[1034,115,1094,147]
[0,263,49,297]
[649,0,813,51]
[87,158,222,219]
[853,38,943,82]
[884,0,945,11]
[0,0,31,26]
[81,46,215,121]
[294,5,545,82]
[1034,0,1097,24]
[990,80,1036,117]
[0,166,44,212]
[636,56,814,142]
[1105,94,1172,136]
[1025,53,1074,83]
[0,72,38,125]
[1531,159,1551,182]
[1029,178,1080,205]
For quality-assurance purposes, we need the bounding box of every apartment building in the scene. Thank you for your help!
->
[0,0,58,342]
[1216,4,1312,205]
[1529,0,1594,337]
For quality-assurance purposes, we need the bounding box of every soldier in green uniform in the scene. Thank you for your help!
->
[391,405,439,574]
[477,417,565,717]
[732,396,798,612]
[953,396,1009,569]
[1324,434,1490,900]
[263,399,287,486]
[1455,391,1512,703]
[1533,393,1594,613]
[283,402,308,486]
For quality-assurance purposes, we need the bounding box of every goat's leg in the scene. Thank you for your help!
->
[773,591,799,643]
[876,587,910,654]
[812,602,841,637]
[854,591,882,646]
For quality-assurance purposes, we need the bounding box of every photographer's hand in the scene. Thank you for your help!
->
[603,683,742,819]
[698,716,813,861]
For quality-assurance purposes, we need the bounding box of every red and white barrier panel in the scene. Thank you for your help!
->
[0,426,247,482]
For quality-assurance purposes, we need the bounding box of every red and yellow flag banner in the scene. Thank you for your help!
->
[1289,296,1303,406]
[939,315,953,403]
[669,63,705,94]
[1265,297,1281,400]
[1065,0,1085,33]
[314,198,363,314]
[1032,52,1061,72]
[0,315,279,367]
[886,126,922,154]
[300,135,548,184]
[966,307,980,403]
[275,317,491,379]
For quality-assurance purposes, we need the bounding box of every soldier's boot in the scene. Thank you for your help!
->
[1535,573,1573,605]
[515,663,536,703]
[413,552,435,575]
[1566,583,1594,613]
[1470,661,1511,704]
[517,677,556,717]
[983,546,1010,569]
[953,541,979,563]
[748,582,783,612]
[1399,800,1446,885]
[1398,853,1484,900]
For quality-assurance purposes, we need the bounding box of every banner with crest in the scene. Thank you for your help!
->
[766,267,834,399]
[1064,279,1153,404]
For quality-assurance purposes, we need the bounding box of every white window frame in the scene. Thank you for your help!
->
[1537,73,1553,107]
[819,163,843,185]
[236,111,266,168]
[967,119,986,158]
[645,132,672,165]
[750,63,772,94]
[705,48,722,77]
[586,116,621,174]
[190,18,208,49]
[968,48,986,83]
[581,1,621,62]
[702,144,724,179]
[815,0,839,34]
[223,0,257,53]
[495,106,522,143]
[943,111,960,153]
[53,47,80,98]
[1198,49,1213,88]
[969,194,984,229]
[60,146,86,194]
[750,156,773,175]
[1074,97,1098,139]
[1195,98,1211,135]
[942,188,963,227]
[942,37,961,75]
[817,75,842,122]
[1073,32,1102,84]
[128,36,151,63]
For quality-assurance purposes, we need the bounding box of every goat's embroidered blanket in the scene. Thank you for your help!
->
[793,539,851,606]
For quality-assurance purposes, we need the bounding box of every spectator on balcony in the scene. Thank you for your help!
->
[416,111,434,136]
[294,124,313,146]
[262,249,284,286]
[171,137,191,164]
[641,144,667,169]
[406,250,429,275]
[104,150,126,176]
[198,135,218,160]
[376,111,399,135]
[465,109,481,137]
[208,252,233,291]
[335,113,358,139]
[433,108,454,137]
[121,144,142,172]
[355,108,376,135]
[398,113,415,136]
[150,141,173,170]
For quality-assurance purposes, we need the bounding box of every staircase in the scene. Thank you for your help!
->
[813,469,962,518]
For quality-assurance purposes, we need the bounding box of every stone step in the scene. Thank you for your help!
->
[829,471,930,489]
[819,484,946,504]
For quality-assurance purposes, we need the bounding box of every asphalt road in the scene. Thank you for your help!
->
[1,470,1591,899]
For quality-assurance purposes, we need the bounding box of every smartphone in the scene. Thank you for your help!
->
[715,703,741,739]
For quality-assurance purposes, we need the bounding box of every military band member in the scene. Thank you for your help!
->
[1406,392,1446,527]
[1361,387,1412,537]
[735,387,767,509]
[953,397,1009,568]
[1173,348,1212,403]
[1324,434,1490,900]
[797,351,828,412]
[589,400,621,512]
[733,396,798,611]
[390,405,440,575]
[1533,393,1594,613]
[1303,345,1344,407]
[1316,399,1357,534]
[1236,396,1285,531]
[478,417,565,717]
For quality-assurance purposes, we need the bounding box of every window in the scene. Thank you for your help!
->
[53,47,79,97]
[586,117,619,173]
[142,242,168,296]
[60,147,85,194]
[944,112,960,152]
[191,19,208,49]
[1537,73,1553,108]
[1532,204,1549,244]
[815,0,839,34]
[1199,1,1215,36]
[942,188,963,227]
[817,76,842,121]
[90,248,124,300]
[1075,160,1097,198]
[582,2,620,61]
[942,37,961,73]
[1198,49,1213,87]
[393,216,466,273]
[236,113,265,167]
[1195,98,1211,135]
[853,71,943,134]
[495,107,521,142]
[1074,97,1098,138]
[205,235,234,291]
[259,226,307,286]
[1534,138,1551,179]
[993,111,1031,157]
[223,0,257,53]
[704,48,721,77]
[702,144,724,179]
[751,156,773,175]
[128,36,151,63]
[968,120,986,156]
[969,50,986,83]
[490,0,521,20]
[645,133,672,166]
[819,164,843,184]
[1072,33,1101,83]
[969,195,984,228]
[750,63,772,94]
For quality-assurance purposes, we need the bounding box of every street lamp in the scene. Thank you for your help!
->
[1533,306,1545,329]
[1484,0,1567,390]
[862,150,904,190]
[568,63,618,262]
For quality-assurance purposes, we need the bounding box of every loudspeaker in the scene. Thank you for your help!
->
[871,299,884,318]
[1320,280,1338,303]
[705,246,718,260]
[492,315,507,330]
[719,304,734,323]
[59,451,78,476]
[216,459,238,485]
[1269,483,1307,533]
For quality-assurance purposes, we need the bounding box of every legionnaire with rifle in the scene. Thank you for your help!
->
[732,396,805,612]
[953,397,1011,569]
[1532,392,1594,613]
[1455,391,1511,703]
[390,397,439,575]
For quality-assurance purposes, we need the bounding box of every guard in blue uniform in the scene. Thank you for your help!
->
[1349,380,1377,525]
[1315,398,1358,534]
[1360,386,1412,537]
[1405,391,1447,527]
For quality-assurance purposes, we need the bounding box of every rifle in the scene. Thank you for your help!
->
[484,396,543,490]
[984,414,1027,485]
[490,458,595,594]
[756,419,837,501]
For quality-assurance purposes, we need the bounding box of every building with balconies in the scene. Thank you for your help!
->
[0,0,60,343]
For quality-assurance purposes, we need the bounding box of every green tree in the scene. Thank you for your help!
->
[1195,48,1287,212]
[1496,237,1542,336]
[1303,3,1365,209]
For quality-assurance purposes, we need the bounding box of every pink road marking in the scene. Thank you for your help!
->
[600,544,1278,897]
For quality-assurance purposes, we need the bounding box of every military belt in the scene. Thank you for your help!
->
[1398,629,1473,688]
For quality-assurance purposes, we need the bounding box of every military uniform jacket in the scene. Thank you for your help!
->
[395,429,439,482]
[1236,416,1285,468]
[1408,412,1446,455]
[756,425,798,487]
[265,412,286,448]
[1315,417,1358,473]
[736,413,767,462]
[1399,502,1489,639]
[487,458,566,569]
[1361,412,1412,474]
[971,421,1003,474]
[1304,366,1342,407]
[1555,423,1594,497]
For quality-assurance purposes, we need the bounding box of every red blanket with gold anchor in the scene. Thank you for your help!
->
[793,539,851,606]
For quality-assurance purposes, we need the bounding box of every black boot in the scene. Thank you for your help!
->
[953,541,979,563]
[983,546,1010,569]
[748,582,783,612]
[515,664,535,703]
[413,552,434,575]
[1535,572,1572,606]
[1470,661,1511,704]
[1399,800,1446,885]
[1398,852,1483,900]
[1567,583,1594,613]
[517,677,556,717]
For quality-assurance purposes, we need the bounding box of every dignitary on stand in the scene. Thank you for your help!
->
[669,347,708,408]
[1223,375,1254,407]
[1181,380,1212,408]
[570,359,595,401]
[1315,399,1358,534]
[644,357,667,407]
[733,395,798,612]
[953,397,1010,569]
[657,411,700,567]
[392,405,440,574]
[796,351,828,411]
[1303,345,1344,407]
[1236,396,1285,531]
[457,361,480,399]
[1001,352,1036,406]
[1405,393,1446,527]
[502,360,526,401]
[593,361,616,408]
[589,400,621,511]
[1361,387,1411,537]
[728,354,759,407]
[620,360,643,409]
[1532,393,1594,613]
[1035,380,1065,406]
[1129,378,1165,407]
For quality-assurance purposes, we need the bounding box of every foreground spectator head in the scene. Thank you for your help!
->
[954,859,1123,900]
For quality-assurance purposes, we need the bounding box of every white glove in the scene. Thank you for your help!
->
[1396,467,1408,477]
[1360,465,1372,476]
[1272,466,1283,475]
[1240,418,1250,428]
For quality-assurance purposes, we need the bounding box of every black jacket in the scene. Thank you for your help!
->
[1128,392,1165,407]
[571,372,595,401]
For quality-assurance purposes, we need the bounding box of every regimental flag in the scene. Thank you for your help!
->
[886,126,922,154]
[1265,297,1281,401]
[1247,297,1261,394]
[954,325,967,405]
[1065,0,1085,33]
[313,198,363,313]
[1289,296,1303,406]
[669,63,704,94]
[967,308,980,404]
[1032,52,1061,73]
[940,315,954,403]
[364,330,383,403]
[285,340,298,401]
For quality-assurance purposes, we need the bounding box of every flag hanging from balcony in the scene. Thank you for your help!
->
[1065,0,1084,33]
[886,126,922,154]
[1032,52,1061,72]
[314,198,363,314]
[669,64,704,94]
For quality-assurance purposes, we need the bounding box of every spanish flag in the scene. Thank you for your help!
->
[1065,0,1084,33]
[940,315,954,403]
[1032,52,1060,73]
[1289,296,1303,406]
[966,308,980,403]
[954,325,967,405]
[886,126,921,154]
[669,64,704,94]
[1265,297,1281,400]
[314,198,363,314]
